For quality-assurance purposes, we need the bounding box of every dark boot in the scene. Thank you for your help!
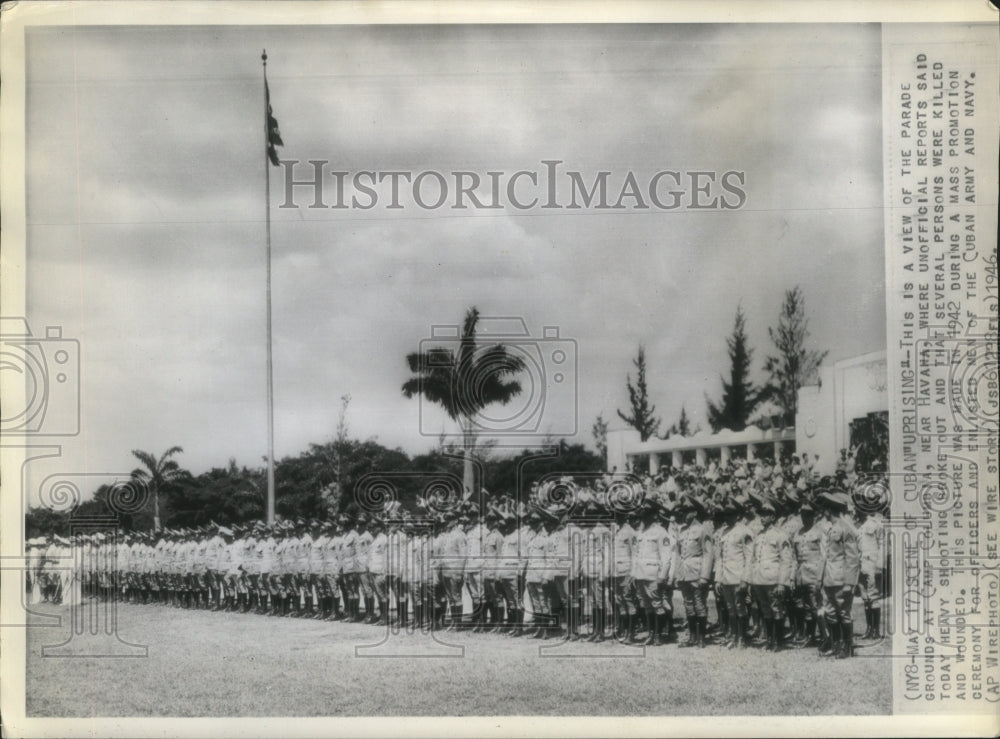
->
[802,618,817,647]
[729,616,742,650]
[625,612,639,644]
[594,608,607,643]
[679,617,697,647]
[697,616,708,648]
[838,621,854,658]
[820,620,839,657]
[586,609,601,642]
[862,605,873,639]
[614,610,627,639]
[654,611,667,646]
[763,618,775,651]
[549,607,565,639]
[773,618,786,652]
[511,608,525,637]
[871,609,881,639]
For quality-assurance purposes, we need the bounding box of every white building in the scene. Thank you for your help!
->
[606,350,887,477]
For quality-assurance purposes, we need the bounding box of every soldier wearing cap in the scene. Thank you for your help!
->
[524,510,551,638]
[631,499,674,645]
[463,503,488,631]
[406,515,432,630]
[856,504,885,640]
[368,517,390,624]
[816,489,861,658]
[543,507,572,639]
[355,515,377,623]
[313,520,334,619]
[329,515,350,620]
[242,525,260,612]
[611,501,637,642]
[749,496,794,651]
[254,525,275,614]
[307,521,328,619]
[582,499,613,642]
[716,498,754,649]
[481,507,505,632]
[441,508,468,630]
[494,506,524,635]
[709,498,731,639]
[675,495,714,648]
[340,514,363,621]
[792,497,827,647]
[429,512,451,629]
[387,514,408,626]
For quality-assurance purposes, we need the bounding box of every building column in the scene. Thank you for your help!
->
[695,448,707,467]
[747,444,756,461]
[649,453,660,476]
[672,450,683,468]
[774,441,782,461]
[720,445,731,465]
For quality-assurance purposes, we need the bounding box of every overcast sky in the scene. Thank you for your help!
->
[23,23,884,501]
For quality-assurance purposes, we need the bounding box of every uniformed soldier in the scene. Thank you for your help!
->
[856,507,885,639]
[611,504,637,641]
[543,509,571,639]
[675,495,715,648]
[429,512,450,630]
[482,509,505,633]
[406,517,431,630]
[496,509,525,636]
[387,515,408,626]
[341,517,363,621]
[368,517,390,625]
[524,511,550,638]
[242,526,259,612]
[792,499,827,648]
[817,489,861,658]
[308,521,329,619]
[441,510,468,630]
[582,500,613,642]
[716,498,753,649]
[710,501,731,639]
[750,497,794,651]
[463,505,488,631]
[257,525,277,615]
[631,500,673,646]
[355,515,376,623]
[564,508,588,641]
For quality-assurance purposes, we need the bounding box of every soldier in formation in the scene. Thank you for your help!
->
[30,479,873,658]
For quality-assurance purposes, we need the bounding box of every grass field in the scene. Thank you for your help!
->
[25,599,891,716]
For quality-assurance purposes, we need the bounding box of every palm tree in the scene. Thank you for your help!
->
[131,446,187,531]
[403,307,525,497]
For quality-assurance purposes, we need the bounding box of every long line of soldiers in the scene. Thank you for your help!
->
[27,484,885,658]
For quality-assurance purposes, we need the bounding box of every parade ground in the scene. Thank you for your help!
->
[25,600,891,717]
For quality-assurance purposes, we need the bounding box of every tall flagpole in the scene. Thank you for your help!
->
[262,50,276,525]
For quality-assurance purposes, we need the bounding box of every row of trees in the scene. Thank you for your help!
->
[26,294,826,537]
[615,286,828,442]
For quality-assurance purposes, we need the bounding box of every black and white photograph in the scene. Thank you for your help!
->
[1,2,997,736]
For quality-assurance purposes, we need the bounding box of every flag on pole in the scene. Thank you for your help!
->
[265,78,284,166]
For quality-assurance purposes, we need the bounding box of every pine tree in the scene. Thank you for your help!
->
[763,286,829,426]
[676,405,691,436]
[617,344,661,442]
[591,413,609,460]
[706,305,760,432]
